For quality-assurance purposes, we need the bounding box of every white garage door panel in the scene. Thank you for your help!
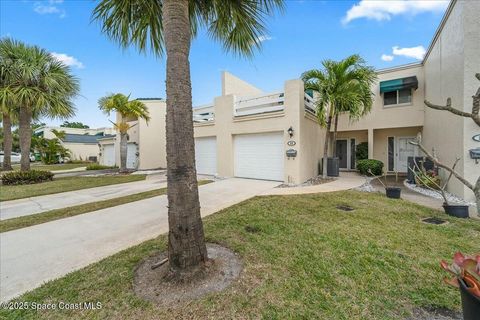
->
[195,137,217,175]
[127,143,138,169]
[102,144,115,166]
[234,132,284,181]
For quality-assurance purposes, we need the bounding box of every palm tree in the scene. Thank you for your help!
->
[0,39,19,171]
[0,110,15,171]
[302,55,377,178]
[98,93,150,173]
[93,0,284,273]
[0,38,79,171]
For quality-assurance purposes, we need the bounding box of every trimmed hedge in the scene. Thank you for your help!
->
[355,142,368,161]
[86,164,116,170]
[2,170,54,185]
[357,159,384,176]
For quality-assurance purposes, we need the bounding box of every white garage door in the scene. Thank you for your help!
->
[195,137,217,175]
[102,144,115,166]
[234,132,284,181]
[127,143,138,169]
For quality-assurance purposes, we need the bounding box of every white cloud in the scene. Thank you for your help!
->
[342,0,449,24]
[381,54,394,62]
[392,45,426,60]
[33,0,66,18]
[257,35,273,42]
[51,52,85,69]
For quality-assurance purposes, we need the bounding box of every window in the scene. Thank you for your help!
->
[388,137,395,171]
[383,89,412,106]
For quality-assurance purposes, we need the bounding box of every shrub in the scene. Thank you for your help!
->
[357,159,383,176]
[2,170,54,185]
[415,169,441,190]
[355,142,368,161]
[86,164,116,170]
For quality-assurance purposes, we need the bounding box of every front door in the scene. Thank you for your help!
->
[396,137,417,172]
[336,140,348,169]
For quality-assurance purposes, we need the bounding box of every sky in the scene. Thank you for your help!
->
[0,0,449,128]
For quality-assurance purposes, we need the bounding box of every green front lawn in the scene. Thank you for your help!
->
[2,191,478,319]
[1,175,146,201]
[0,180,212,232]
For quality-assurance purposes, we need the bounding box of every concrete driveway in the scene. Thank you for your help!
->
[0,178,278,302]
[0,173,168,220]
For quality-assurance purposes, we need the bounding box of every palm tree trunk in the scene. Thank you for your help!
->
[332,113,339,157]
[119,131,128,173]
[2,112,13,171]
[322,116,332,178]
[163,0,208,271]
[19,107,32,171]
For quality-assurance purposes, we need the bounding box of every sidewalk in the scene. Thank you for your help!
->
[261,172,365,196]
[0,174,168,220]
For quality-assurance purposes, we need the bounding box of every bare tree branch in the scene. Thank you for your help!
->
[424,73,480,126]
[410,136,475,191]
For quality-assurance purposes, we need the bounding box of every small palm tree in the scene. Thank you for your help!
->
[93,0,284,273]
[0,38,79,171]
[98,93,149,173]
[302,54,377,178]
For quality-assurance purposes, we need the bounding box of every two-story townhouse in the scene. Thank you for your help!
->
[99,0,479,203]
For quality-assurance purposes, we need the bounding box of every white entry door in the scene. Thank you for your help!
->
[127,143,138,169]
[102,144,115,166]
[396,137,417,172]
[195,137,217,175]
[234,132,284,181]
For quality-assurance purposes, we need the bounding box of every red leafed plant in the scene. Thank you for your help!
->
[441,252,480,298]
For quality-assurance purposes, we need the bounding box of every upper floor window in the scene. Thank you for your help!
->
[383,88,412,107]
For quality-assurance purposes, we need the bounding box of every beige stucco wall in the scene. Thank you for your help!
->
[423,0,479,202]
[336,64,425,132]
[222,71,263,96]
[63,143,99,161]
[137,100,167,170]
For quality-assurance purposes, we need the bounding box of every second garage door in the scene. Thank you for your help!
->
[234,132,284,181]
[195,137,217,175]
[102,144,115,166]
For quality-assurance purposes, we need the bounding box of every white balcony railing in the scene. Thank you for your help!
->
[234,92,284,117]
[193,104,214,123]
[304,93,316,115]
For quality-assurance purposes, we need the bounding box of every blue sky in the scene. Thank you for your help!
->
[0,0,449,128]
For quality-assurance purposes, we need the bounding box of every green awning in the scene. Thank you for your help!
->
[380,76,418,93]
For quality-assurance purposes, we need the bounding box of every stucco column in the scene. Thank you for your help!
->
[283,79,304,184]
[368,128,374,159]
[213,94,235,177]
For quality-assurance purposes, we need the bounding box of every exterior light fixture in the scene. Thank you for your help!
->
[288,126,294,138]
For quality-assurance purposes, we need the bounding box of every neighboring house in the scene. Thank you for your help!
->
[103,0,478,203]
[35,126,115,162]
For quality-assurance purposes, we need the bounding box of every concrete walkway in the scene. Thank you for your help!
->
[0,174,168,220]
[0,178,278,302]
[262,172,365,196]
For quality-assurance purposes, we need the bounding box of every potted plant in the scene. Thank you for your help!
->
[441,252,480,320]
[411,158,469,218]
[367,169,401,199]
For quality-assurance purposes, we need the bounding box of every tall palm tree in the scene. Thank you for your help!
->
[93,0,284,272]
[302,55,377,178]
[0,38,79,171]
[0,39,19,171]
[0,109,15,171]
[98,93,150,173]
